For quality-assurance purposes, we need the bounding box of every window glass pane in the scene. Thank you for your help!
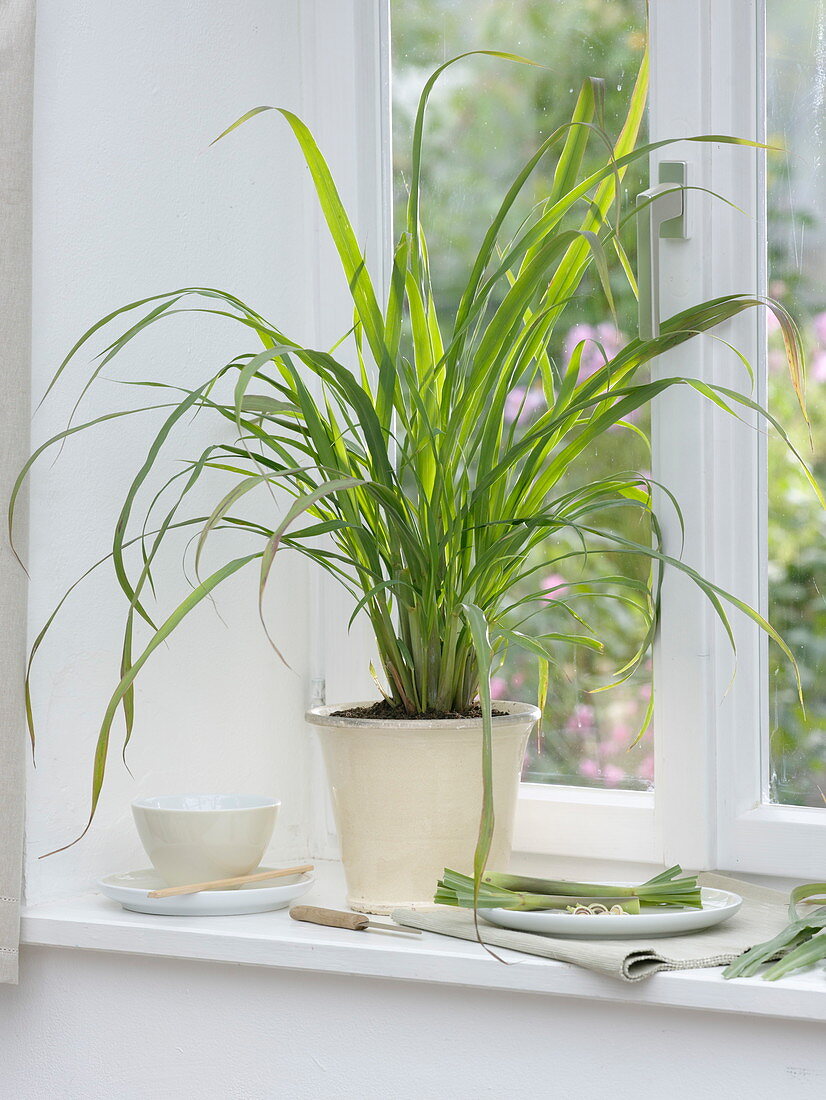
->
[767,2,826,807]
[391,0,652,790]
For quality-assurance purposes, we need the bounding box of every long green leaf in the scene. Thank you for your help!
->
[45,552,262,855]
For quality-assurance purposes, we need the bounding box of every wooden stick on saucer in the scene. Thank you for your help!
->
[147,863,314,899]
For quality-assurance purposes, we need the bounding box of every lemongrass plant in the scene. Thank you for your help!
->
[11,50,818,880]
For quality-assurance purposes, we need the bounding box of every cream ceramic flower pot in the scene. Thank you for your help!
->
[307,700,540,914]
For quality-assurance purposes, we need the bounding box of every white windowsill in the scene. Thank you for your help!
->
[20,859,826,1023]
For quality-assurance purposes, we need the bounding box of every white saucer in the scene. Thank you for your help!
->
[98,866,315,916]
[482,886,742,939]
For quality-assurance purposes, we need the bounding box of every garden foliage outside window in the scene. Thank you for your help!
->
[393,0,826,810]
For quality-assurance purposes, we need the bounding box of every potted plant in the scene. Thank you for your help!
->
[13,49,816,913]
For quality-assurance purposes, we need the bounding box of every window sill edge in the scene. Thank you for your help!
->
[19,862,825,1023]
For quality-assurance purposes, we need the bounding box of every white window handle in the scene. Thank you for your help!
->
[636,161,687,339]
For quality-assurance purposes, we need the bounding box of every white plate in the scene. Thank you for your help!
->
[98,867,315,916]
[482,886,742,939]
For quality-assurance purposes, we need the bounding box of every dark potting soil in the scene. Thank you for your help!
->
[331,700,508,721]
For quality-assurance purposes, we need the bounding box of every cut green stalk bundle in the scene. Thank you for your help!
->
[436,864,702,912]
[723,882,826,981]
[11,45,818,901]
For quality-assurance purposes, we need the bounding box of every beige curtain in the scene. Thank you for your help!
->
[0,0,34,985]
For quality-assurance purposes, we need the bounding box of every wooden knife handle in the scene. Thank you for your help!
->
[290,905,369,931]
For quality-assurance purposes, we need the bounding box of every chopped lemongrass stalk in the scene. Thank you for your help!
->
[482,872,639,898]
[761,930,826,981]
[788,882,826,919]
[434,885,641,913]
[723,905,826,980]
[640,865,686,886]
[477,864,702,910]
[435,869,644,912]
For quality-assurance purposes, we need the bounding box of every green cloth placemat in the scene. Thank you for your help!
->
[392,873,788,982]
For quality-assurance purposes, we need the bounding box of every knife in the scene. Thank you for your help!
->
[290,905,421,936]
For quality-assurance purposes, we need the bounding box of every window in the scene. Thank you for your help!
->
[652,0,826,879]
[373,0,826,872]
[766,0,826,809]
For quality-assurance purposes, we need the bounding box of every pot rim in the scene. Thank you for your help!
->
[306,699,541,730]
[131,794,280,813]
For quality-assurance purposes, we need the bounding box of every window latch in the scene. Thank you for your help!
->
[636,161,687,340]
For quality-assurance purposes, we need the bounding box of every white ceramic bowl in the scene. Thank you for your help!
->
[131,794,280,887]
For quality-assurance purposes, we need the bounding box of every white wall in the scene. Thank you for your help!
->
[0,945,824,1100]
[23,0,383,905]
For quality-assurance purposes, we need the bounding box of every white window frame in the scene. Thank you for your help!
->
[649,0,826,880]
[320,0,826,875]
[523,0,826,876]
[647,0,768,874]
